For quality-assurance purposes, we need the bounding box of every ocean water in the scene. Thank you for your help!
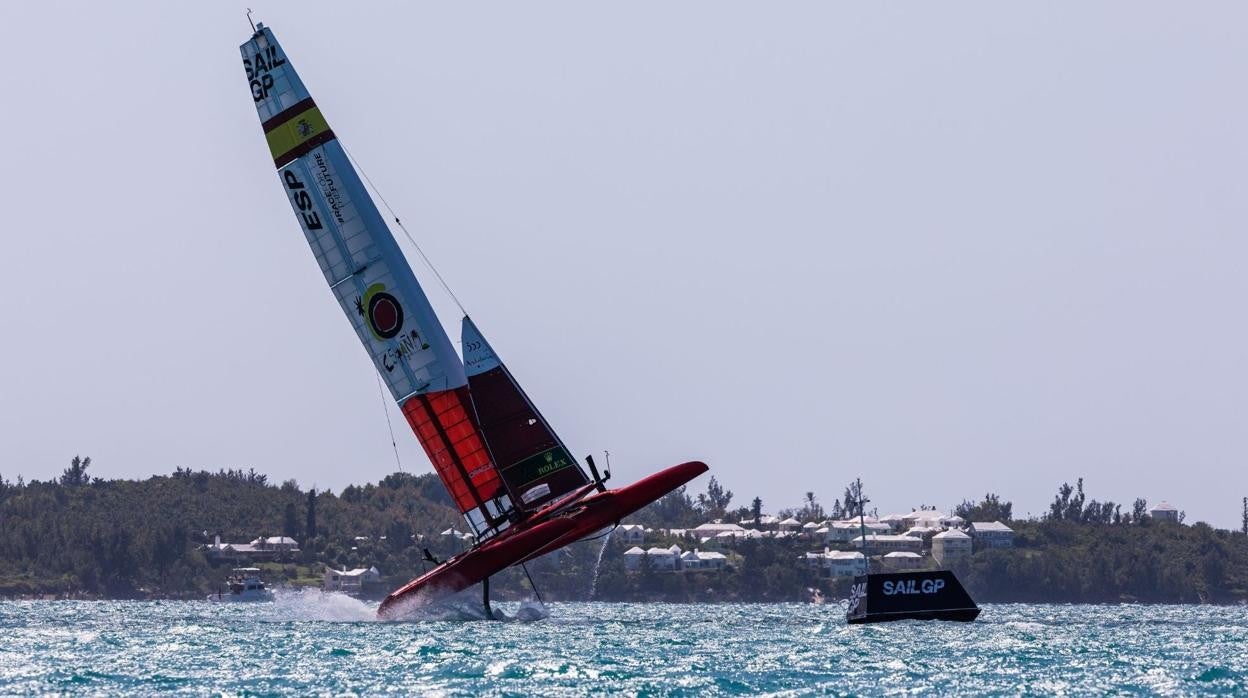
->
[1,594,1245,695]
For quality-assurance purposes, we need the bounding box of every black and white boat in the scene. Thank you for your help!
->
[846,569,980,624]
[842,480,980,624]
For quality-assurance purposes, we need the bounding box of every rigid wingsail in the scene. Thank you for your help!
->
[239,23,707,618]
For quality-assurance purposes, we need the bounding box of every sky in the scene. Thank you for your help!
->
[1,2,1245,527]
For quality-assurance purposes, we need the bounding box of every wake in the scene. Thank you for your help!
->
[260,587,550,623]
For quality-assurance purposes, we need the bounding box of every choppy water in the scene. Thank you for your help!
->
[1,594,1245,695]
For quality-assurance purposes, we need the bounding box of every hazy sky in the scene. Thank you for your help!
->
[1,2,1245,527]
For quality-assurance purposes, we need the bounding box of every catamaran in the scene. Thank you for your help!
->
[238,22,708,619]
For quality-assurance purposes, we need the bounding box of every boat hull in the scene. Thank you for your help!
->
[376,460,708,619]
[846,570,980,624]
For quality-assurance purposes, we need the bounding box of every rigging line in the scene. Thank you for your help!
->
[341,143,469,316]
[375,371,404,473]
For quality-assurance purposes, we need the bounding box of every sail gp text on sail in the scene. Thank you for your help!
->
[244,44,286,102]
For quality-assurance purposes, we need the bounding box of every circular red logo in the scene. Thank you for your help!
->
[367,292,404,339]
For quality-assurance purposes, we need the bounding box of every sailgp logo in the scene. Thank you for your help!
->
[882,578,946,595]
[356,283,405,340]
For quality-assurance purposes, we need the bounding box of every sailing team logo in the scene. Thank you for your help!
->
[356,283,405,340]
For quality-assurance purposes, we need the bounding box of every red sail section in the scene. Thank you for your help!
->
[400,387,507,519]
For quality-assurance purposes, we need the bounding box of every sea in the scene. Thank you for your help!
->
[1,595,1244,695]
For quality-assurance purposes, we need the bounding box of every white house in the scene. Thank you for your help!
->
[878,513,909,532]
[932,529,972,566]
[822,521,891,543]
[645,545,682,571]
[968,521,1015,549]
[323,566,381,593]
[883,551,924,570]
[680,549,727,571]
[616,524,646,546]
[1149,502,1180,523]
[739,514,780,530]
[778,517,803,533]
[850,534,923,553]
[202,535,299,561]
[826,550,867,577]
[902,511,948,530]
[623,546,647,571]
[693,522,746,542]
[903,526,942,542]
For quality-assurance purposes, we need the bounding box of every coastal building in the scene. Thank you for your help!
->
[903,526,942,545]
[738,514,780,530]
[623,546,647,571]
[643,545,682,571]
[801,549,866,577]
[625,545,725,572]
[931,529,972,566]
[778,518,803,533]
[323,566,381,594]
[878,513,908,532]
[850,534,923,553]
[882,551,924,570]
[257,536,299,552]
[902,510,949,530]
[1149,502,1180,523]
[616,524,646,545]
[201,535,300,562]
[968,521,1015,549]
[680,549,728,571]
[822,521,891,544]
[693,522,746,542]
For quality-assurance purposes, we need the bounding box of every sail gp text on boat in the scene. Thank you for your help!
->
[882,579,946,595]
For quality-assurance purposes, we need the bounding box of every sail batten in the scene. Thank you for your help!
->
[241,25,512,537]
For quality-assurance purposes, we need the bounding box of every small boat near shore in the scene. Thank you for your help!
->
[208,568,275,603]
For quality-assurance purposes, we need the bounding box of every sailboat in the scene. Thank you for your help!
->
[238,23,708,619]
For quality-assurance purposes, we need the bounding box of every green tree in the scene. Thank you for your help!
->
[696,477,733,519]
[956,493,1013,522]
[306,488,318,539]
[283,502,299,539]
[60,455,91,487]
[750,497,763,526]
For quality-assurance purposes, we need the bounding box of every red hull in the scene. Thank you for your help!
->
[376,516,577,619]
[376,460,708,619]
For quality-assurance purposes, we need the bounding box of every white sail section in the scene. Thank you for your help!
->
[240,25,467,402]
[462,318,501,377]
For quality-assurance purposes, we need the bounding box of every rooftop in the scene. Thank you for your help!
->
[970,521,1014,533]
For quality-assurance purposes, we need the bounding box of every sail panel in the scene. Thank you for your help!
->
[401,388,509,520]
[462,317,590,509]
[241,25,512,529]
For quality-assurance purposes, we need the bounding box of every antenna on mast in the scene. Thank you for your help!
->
[246,8,257,33]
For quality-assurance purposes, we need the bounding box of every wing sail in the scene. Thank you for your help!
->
[462,317,591,509]
[240,25,513,536]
